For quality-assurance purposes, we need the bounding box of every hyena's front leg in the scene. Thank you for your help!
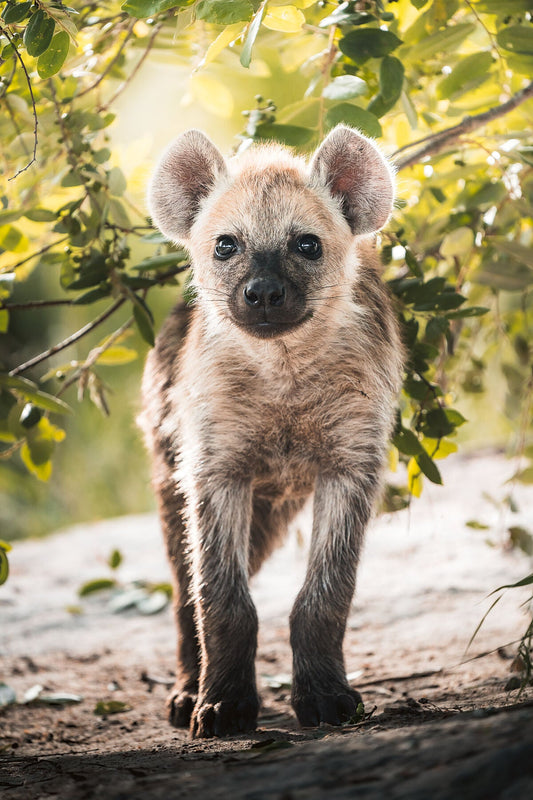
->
[290,473,376,727]
[155,474,200,728]
[188,479,260,738]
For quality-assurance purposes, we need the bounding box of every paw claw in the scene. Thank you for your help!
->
[293,687,362,728]
[190,693,260,738]
[167,686,198,728]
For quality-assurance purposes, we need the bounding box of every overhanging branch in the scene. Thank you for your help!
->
[394,80,533,171]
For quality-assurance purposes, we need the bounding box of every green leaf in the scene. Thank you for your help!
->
[96,346,138,366]
[2,1,32,24]
[489,573,533,595]
[0,309,9,334]
[445,408,466,427]
[407,22,475,61]
[240,1,266,68]
[420,407,455,438]
[368,56,404,117]
[133,252,189,272]
[72,286,112,305]
[322,75,368,101]
[445,306,489,319]
[94,700,132,715]
[121,0,179,19]
[325,104,382,138]
[37,31,70,78]
[196,0,253,25]
[513,467,533,485]
[24,208,57,222]
[497,25,533,56]
[79,578,117,597]
[392,428,424,456]
[133,297,155,347]
[0,549,9,586]
[491,239,533,271]
[108,549,123,569]
[415,450,442,485]
[254,123,314,147]
[0,374,73,415]
[107,167,127,197]
[441,227,474,258]
[466,520,490,530]
[339,28,402,65]
[437,52,493,100]
[24,9,56,57]
[20,442,52,481]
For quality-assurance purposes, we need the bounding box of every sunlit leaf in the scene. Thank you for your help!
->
[322,75,367,101]
[240,1,267,67]
[37,31,70,78]
[121,0,180,18]
[440,227,474,258]
[196,0,253,25]
[254,123,314,147]
[325,104,382,138]
[407,457,423,497]
[263,5,305,33]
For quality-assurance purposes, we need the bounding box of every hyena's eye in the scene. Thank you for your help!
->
[296,234,322,260]
[214,236,238,260]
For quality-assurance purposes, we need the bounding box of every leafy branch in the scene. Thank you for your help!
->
[394,81,533,170]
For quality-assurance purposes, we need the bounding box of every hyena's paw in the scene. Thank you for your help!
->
[166,684,198,728]
[190,692,260,738]
[292,686,362,728]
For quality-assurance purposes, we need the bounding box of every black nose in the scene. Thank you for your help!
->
[243,276,286,308]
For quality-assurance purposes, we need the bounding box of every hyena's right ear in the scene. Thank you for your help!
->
[148,130,228,243]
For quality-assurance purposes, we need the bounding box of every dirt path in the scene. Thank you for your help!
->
[1,452,532,798]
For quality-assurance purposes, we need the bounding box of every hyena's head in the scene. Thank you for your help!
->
[148,125,394,339]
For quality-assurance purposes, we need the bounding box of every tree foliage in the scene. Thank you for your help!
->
[0,1,532,554]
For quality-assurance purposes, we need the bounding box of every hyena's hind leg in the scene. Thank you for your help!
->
[153,448,199,728]
[249,495,307,576]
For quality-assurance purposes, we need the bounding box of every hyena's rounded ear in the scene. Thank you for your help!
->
[148,130,228,243]
[310,125,395,235]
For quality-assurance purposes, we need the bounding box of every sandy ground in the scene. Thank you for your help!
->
[1,451,532,798]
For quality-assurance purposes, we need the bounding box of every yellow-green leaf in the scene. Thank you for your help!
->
[20,443,52,481]
[407,457,423,497]
[441,227,474,258]
[263,6,305,33]
[0,225,29,253]
[96,346,138,366]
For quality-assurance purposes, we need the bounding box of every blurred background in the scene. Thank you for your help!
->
[1,0,532,544]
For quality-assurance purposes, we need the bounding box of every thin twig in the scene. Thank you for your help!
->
[394,80,533,170]
[8,297,126,377]
[57,314,134,396]
[75,18,136,99]
[0,237,69,274]
[99,22,163,112]
[0,24,39,180]
[1,299,73,310]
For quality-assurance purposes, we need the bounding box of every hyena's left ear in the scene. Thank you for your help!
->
[148,130,228,243]
[310,125,394,235]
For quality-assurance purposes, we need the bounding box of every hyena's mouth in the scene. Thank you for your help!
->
[235,312,314,339]
[229,275,311,338]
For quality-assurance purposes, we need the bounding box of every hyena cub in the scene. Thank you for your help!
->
[139,125,404,738]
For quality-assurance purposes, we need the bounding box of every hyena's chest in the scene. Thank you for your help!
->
[206,391,341,500]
